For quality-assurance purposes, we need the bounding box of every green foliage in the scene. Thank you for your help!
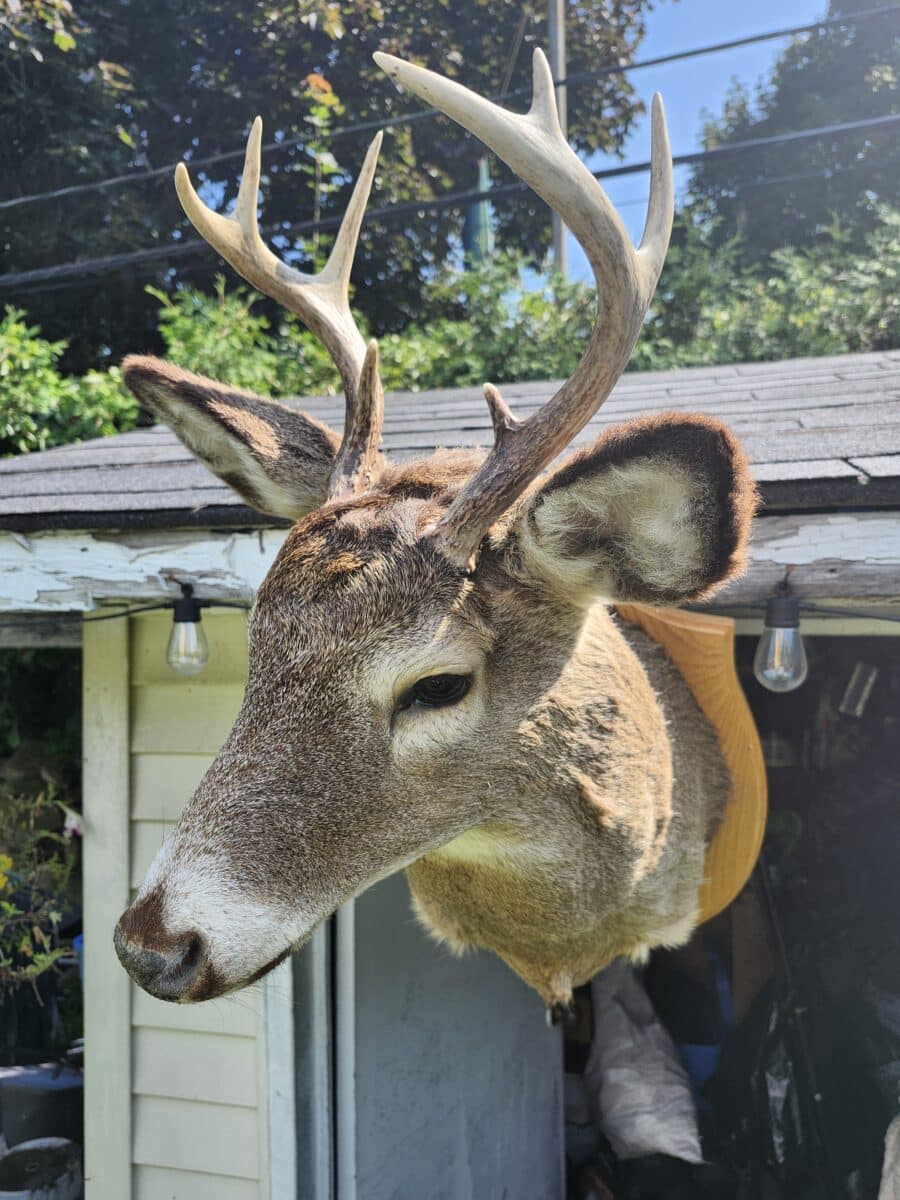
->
[139,210,900,393]
[144,277,338,395]
[148,278,284,395]
[299,72,347,270]
[376,254,595,389]
[0,0,81,60]
[140,252,596,398]
[0,647,82,1007]
[0,306,137,456]
[0,649,82,763]
[0,790,78,1000]
[690,0,900,257]
[0,0,653,369]
[632,204,900,369]
[3,205,898,461]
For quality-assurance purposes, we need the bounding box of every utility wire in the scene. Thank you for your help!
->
[24,152,883,297]
[1,109,896,293]
[511,3,900,99]
[0,2,896,215]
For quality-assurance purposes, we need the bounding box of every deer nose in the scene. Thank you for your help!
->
[114,922,207,1002]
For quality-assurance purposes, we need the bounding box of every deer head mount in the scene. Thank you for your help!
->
[116,50,756,1016]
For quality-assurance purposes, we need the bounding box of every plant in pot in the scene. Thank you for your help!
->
[0,787,84,1157]
[0,788,80,1048]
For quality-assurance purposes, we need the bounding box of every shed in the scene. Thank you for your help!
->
[1,349,899,1200]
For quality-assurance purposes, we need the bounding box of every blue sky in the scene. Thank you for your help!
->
[566,0,825,279]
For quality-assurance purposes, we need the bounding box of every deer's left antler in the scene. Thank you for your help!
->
[175,121,384,497]
[375,49,674,568]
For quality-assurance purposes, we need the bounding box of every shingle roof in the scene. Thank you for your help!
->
[2,349,899,530]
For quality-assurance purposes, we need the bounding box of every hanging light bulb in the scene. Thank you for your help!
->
[753,587,808,693]
[167,583,209,676]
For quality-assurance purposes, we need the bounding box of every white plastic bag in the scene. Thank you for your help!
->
[583,958,703,1163]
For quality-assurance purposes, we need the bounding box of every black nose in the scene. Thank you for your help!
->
[114,924,206,1001]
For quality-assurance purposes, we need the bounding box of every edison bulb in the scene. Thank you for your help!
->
[167,618,209,675]
[754,594,807,693]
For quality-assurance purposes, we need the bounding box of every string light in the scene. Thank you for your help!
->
[753,579,809,694]
[704,572,900,694]
[167,583,209,676]
[82,584,249,676]
[79,580,899,684]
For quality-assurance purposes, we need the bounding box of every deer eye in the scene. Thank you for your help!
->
[396,674,472,711]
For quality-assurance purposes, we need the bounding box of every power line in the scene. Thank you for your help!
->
[0,2,896,215]
[518,3,900,98]
[1,152,881,297]
[1,109,896,294]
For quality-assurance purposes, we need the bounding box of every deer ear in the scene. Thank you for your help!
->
[506,414,757,605]
[123,356,340,520]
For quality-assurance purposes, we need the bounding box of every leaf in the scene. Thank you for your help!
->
[304,72,332,94]
[116,125,135,149]
[53,30,76,52]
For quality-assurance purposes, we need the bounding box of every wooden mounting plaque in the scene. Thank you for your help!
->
[616,604,768,924]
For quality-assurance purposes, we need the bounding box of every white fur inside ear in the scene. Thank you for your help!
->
[163,402,315,520]
[523,457,707,601]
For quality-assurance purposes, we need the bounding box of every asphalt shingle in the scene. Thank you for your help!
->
[2,349,898,530]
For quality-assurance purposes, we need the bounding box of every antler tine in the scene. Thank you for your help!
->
[175,123,384,478]
[328,339,384,497]
[375,49,674,568]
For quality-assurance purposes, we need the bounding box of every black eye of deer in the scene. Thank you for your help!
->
[397,674,472,712]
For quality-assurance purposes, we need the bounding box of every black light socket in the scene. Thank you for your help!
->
[172,583,203,624]
[764,593,801,629]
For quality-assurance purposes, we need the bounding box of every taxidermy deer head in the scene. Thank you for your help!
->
[115,50,756,1017]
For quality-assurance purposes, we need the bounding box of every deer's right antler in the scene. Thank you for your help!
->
[175,120,383,497]
[375,49,674,569]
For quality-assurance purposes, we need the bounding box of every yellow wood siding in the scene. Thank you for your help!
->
[132,1096,260,1179]
[134,1165,260,1200]
[132,981,259,1038]
[133,1028,259,1108]
[130,684,246,754]
[84,610,270,1200]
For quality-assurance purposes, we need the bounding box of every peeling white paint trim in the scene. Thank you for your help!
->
[0,528,288,611]
[750,512,900,564]
[1,510,899,613]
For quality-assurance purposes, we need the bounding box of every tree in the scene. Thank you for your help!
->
[0,306,135,457]
[4,204,896,461]
[0,0,658,371]
[688,0,900,258]
[631,204,900,368]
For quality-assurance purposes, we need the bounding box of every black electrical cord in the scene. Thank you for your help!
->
[707,601,900,624]
[3,109,898,295]
[81,603,170,621]
[1,2,895,216]
[79,598,900,624]
[81,598,250,621]
[799,602,900,624]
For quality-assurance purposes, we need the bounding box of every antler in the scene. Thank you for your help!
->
[175,120,384,497]
[375,49,674,568]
